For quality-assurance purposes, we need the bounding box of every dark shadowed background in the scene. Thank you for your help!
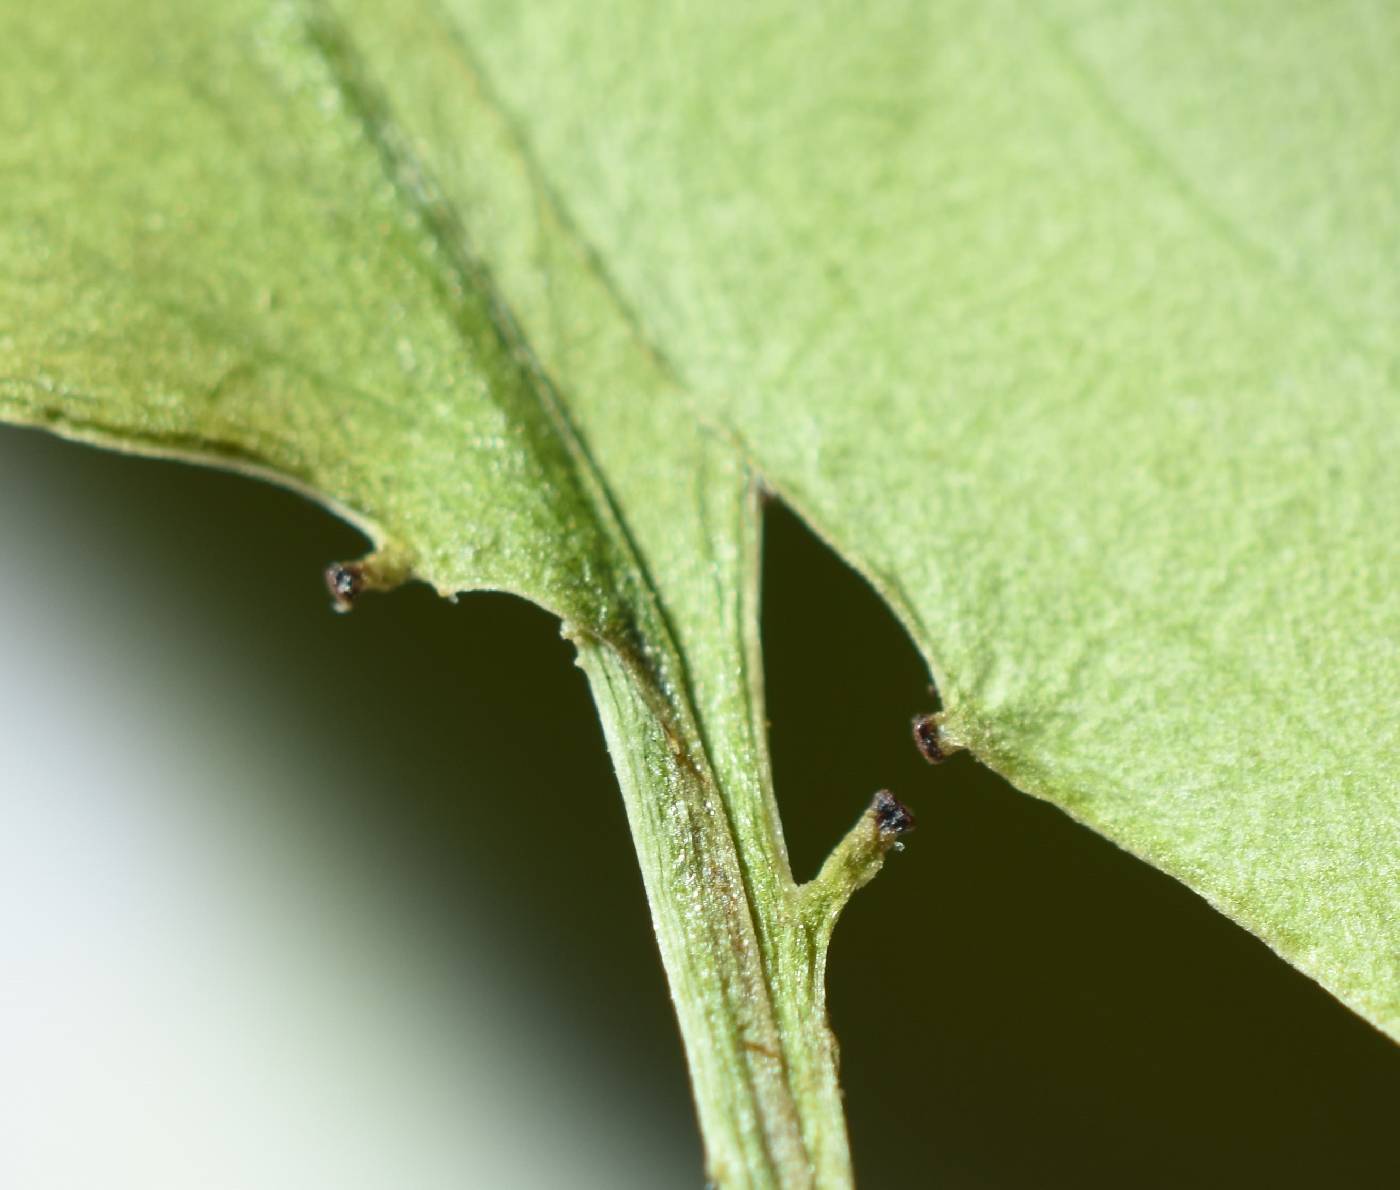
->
[2,425,1395,1188]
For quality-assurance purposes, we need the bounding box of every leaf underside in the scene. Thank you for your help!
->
[2,0,1396,1041]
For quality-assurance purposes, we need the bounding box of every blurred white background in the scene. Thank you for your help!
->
[0,427,695,1190]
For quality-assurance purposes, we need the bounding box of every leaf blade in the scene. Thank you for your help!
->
[2,0,1395,1055]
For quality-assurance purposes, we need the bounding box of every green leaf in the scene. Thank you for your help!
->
[3,0,1396,1178]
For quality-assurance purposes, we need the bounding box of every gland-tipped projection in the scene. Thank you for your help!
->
[912,711,962,764]
[324,547,412,613]
[801,789,917,942]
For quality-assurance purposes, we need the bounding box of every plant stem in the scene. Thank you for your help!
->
[578,640,913,1188]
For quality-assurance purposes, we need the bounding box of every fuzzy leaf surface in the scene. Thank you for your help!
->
[2,0,1396,1039]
